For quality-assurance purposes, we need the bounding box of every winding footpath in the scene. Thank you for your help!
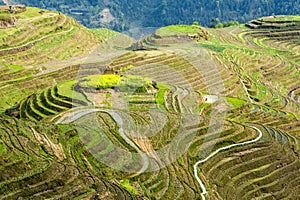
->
[193,125,263,200]
[0,25,74,53]
[55,108,149,177]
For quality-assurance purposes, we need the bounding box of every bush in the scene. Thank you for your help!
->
[192,21,199,25]
[216,22,224,28]
[223,21,240,27]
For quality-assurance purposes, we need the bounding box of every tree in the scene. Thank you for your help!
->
[210,18,216,28]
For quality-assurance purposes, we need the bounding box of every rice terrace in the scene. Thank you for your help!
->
[0,4,300,200]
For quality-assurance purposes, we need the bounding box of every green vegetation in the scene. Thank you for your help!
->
[6,64,24,72]
[106,92,112,98]
[15,7,44,19]
[0,142,4,154]
[119,179,138,195]
[199,43,225,52]
[0,13,12,21]
[90,28,120,41]
[157,25,201,36]
[226,97,247,108]
[0,6,104,67]
[155,83,169,108]
[80,74,121,89]
[79,74,153,93]
[260,15,300,22]
[213,20,240,28]
[1,9,300,200]
[119,65,134,72]
[57,80,88,103]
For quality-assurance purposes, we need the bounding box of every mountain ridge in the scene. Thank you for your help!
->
[6,0,300,31]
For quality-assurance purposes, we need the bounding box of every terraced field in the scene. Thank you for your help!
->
[1,8,300,200]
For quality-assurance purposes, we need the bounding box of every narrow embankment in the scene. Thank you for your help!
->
[193,124,263,200]
[0,26,74,56]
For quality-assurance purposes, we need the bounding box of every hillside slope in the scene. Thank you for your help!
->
[0,6,108,66]
[7,0,300,31]
[0,5,134,111]
[0,10,300,200]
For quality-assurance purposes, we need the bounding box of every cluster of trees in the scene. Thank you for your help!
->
[12,0,300,32]
[210,19,240,28]
[10,0,108,28]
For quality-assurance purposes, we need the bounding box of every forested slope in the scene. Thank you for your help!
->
[8,0,300,31]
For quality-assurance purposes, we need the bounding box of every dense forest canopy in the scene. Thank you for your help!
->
[10,0,300,31]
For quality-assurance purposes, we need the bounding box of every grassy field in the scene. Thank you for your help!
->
[157,25,201,36]
[259,15,300,22]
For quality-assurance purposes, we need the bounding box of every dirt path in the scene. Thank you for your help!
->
[193,124,263,200]
[55,108,149,177]
[0,25,73,52]
[239,78,254,104]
